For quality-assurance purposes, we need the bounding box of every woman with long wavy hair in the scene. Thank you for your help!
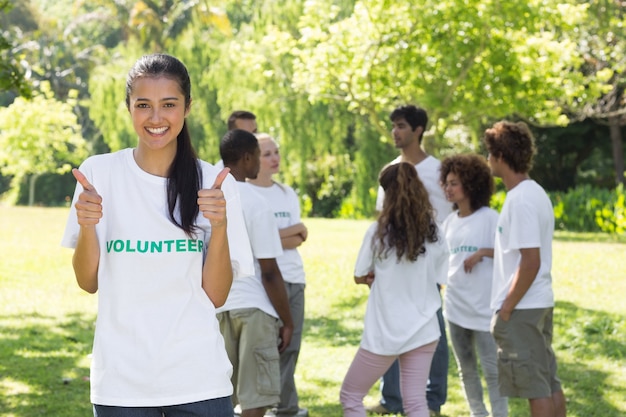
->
[340,162,448,417]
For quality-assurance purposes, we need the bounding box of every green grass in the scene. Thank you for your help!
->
[1,207,625,417]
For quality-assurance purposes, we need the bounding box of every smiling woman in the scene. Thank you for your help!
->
[128,76,190,167]
[59,53,253,417]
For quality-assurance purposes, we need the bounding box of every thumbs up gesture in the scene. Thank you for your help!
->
[72,168,103,226]
[197,168,230,227]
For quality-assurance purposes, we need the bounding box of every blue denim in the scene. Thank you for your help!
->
[380,307,448,413]
[93,397,234,417]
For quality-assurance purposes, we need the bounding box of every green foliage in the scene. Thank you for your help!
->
[550,184,625,234]
[0,1,33,99]
[490,183,626,235]
[0,83,88,204]
[594,184,626,234]
[14,172,76,206]
[295,153,355,217]
[531,120,616,191]
[490,190,507,213]
[292,0,600,141]
[10,0,624,213]
[87,50,137,152]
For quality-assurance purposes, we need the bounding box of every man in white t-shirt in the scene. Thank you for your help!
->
[217,129,294,417]
[484,121,566,417]
[370,105,452,417]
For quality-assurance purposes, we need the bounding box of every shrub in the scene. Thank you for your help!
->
[550,185,625,234]
[594,184,626,234]
[490,184,625,235]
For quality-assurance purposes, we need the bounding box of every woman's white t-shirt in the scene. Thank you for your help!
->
[247,182,305,285]
[354,222,448,355]
[61,148,253,407]
[443,206,499,331]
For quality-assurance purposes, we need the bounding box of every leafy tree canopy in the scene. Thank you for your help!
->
[0,82,88,203]
[0,0,33,99]
[291,0,609,149]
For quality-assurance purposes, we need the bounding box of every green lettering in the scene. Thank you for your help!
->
[137,241,149,253]
[113,240,124,252]
[151,241,163,253]
[125,240,136,252]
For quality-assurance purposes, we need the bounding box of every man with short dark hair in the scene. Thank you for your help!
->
[484,121,566,417]
[228,110,258,133]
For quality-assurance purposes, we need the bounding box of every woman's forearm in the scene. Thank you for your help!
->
[202,224,233,307]
[72,226,100,294]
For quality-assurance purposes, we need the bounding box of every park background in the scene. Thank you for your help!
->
[0,0,625,416]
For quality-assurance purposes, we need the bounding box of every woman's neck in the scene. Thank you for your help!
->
[456,200,474,218]
[133,147,175,177]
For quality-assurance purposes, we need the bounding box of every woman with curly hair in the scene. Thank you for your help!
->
[340,162,448,417]
[440,154,508,417]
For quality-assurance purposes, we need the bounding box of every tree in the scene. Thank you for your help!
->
[203,0,380,216]
[0,83,88,205]
[0,0,33,99]
[291,0,604,151]
[86,2,232,156]
[574,0,626,186]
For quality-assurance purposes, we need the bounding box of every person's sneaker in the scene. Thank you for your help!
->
[365,403,393,415]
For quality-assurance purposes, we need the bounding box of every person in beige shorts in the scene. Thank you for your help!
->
[217,129,294,417]
[484,121,566,417]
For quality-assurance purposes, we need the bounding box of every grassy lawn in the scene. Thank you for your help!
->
[0,207,625,417]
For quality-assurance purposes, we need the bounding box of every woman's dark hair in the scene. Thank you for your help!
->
[126,53,200,236]
[376,162,438,261]
[440,154,494,212]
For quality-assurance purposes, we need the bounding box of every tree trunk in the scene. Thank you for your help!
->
[609,116,625,186]
[28,173,40,206]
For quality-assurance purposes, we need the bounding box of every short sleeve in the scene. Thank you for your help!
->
[354,223,377,277]
[218,173,255,279]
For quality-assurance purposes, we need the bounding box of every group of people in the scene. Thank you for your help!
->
[341,105,566,417]
[62,53,565,417]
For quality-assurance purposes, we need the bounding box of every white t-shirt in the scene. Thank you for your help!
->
[376,155,452,224]
[354,222,448,355]
[443,207,499,331]
[247,182,306,285]
[216,182,283,318]
[61,148,254,407]
[491,180,555,311]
